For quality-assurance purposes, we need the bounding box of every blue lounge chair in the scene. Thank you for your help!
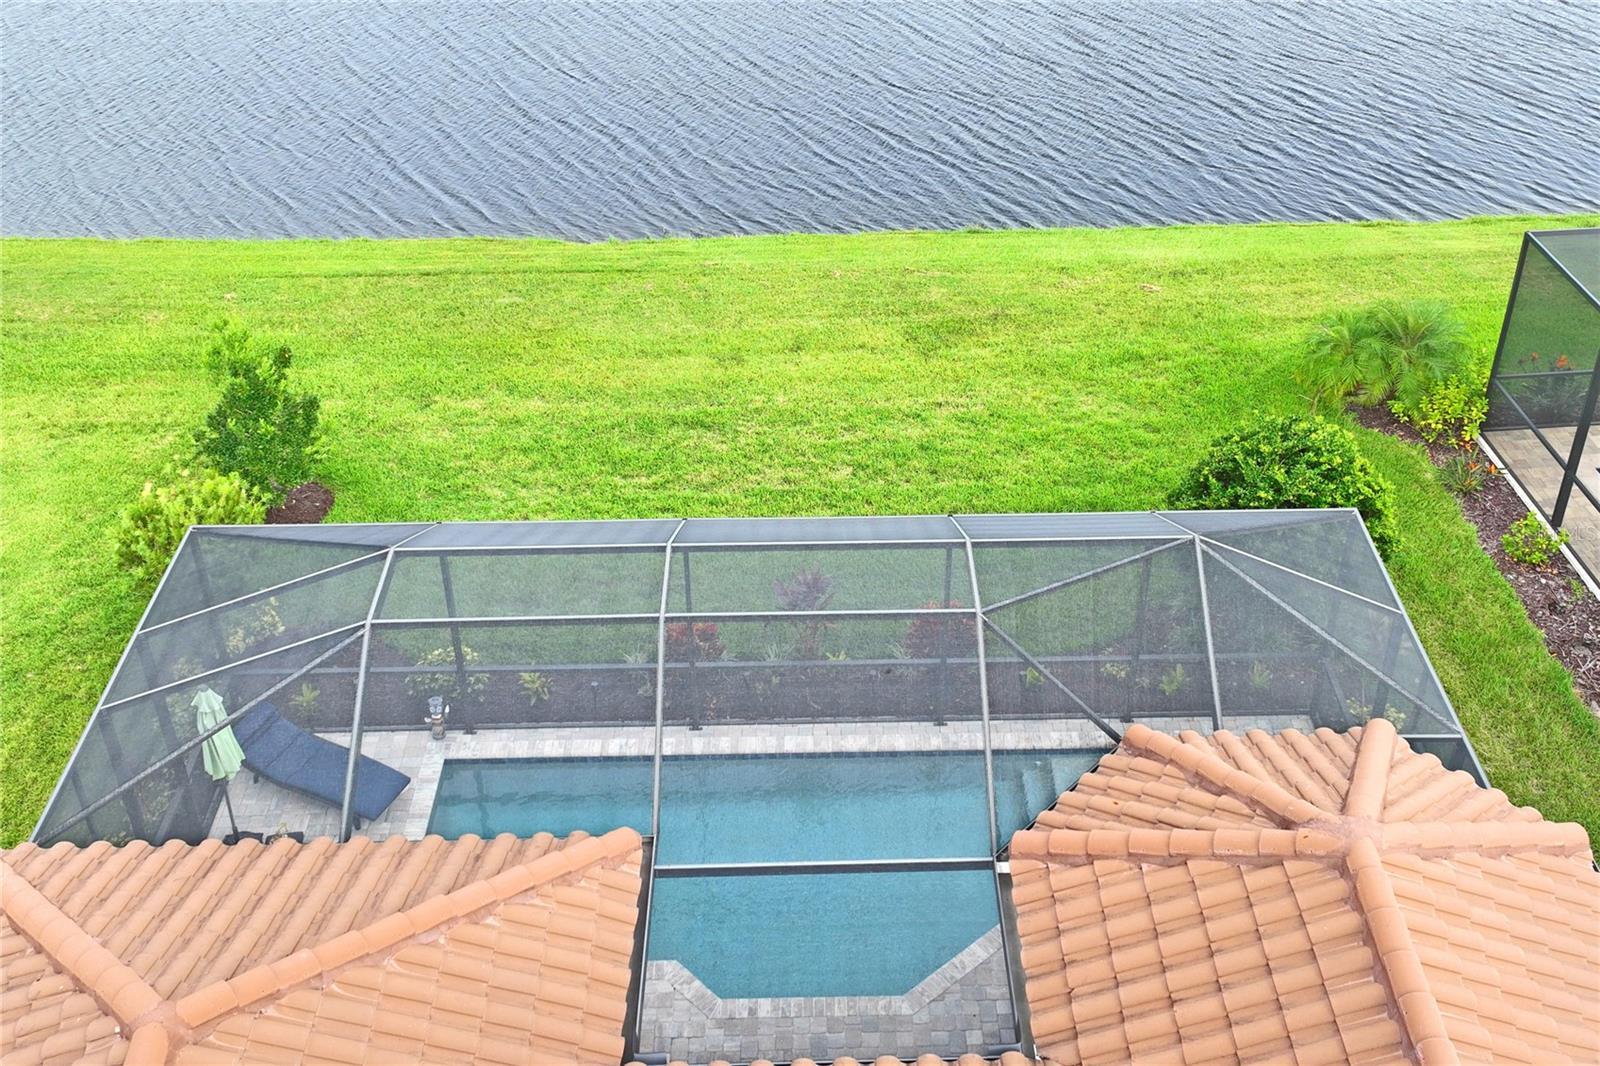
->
[232,702,411,825]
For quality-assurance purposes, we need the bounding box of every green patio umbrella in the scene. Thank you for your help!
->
[193,685,245,836]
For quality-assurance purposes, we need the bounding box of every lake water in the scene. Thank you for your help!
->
[3,1,1595,239]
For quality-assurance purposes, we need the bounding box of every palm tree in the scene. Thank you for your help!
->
[1298,308,1385,410]
[1370,301,1470,409]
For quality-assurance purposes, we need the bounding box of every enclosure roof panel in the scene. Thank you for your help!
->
[675,514,962,544]
[954,512,1180,539]
[197,522,436,548]
[1530,228,1600,306]
[400,518,682,549]
[1153,508,1359,536]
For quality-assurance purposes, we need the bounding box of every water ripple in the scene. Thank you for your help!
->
[1,0,1596,239]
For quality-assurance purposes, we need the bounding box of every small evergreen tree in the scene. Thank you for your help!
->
[194,344,322,499]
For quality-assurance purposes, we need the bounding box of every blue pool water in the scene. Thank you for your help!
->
[429,749,1105,854]
[427,748,1103,1001]
[656,752,987,864]
[426,757,654,840]
[647,868,1001,998]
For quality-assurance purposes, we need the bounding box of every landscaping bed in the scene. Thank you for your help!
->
[1355,404,1600,720]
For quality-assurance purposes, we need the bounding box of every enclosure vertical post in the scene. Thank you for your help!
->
[941,544,955,722]
[650,521,687,841]
[338,550,400,842]
[438,555,474,733]
[949,517,998,857]
[1191,536,1225,731]
[1484,234,1531,391]
[1551,349,1600,527]
[337,525,436,842]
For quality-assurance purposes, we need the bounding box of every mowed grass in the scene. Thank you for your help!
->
[4,216,1600,847]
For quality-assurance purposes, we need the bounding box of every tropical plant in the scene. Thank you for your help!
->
[1167,415,1399,556]
[774,566,835,658]
[194,343,323,499]
[1436,453,1489,495]
[1297,302,1474,413]
[1501,513,1568,567]
[1298,308,1386,410]
[1247,661,1273,691]
[1369,301,1473,411]
[222,600,285,656]
[1346,697,1409,731]
[288,682,320,716]
[1158,663,1188,696]
[114,468,266,588]
[664,622,725,661]
[518,671,552,705]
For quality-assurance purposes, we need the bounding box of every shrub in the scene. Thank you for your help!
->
[1167,415,1399,556]
[1501,513,1568,567]
[403,645,490,704]
[114,469,266,588]
[203,318,254,380]
[194,344,322,499]
[1296,301,1474,413]
[1394,369,1488,447]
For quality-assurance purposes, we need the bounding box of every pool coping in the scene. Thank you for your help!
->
[647,925,1005,1019]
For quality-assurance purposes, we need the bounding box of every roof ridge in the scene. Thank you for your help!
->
[1344,717,1398,819]
[171,825,642,1032]
[0,860,163,1027]
[1120,723,1329,825]
[1344,838,1460,1066]
[1380,819,1593,861]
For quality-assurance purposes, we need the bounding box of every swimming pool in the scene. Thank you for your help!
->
[426,748,1100,1046]
[647,868,1001,998]
[427,748,1105,854]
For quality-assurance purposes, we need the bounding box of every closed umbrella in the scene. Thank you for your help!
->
[194,685,245,836]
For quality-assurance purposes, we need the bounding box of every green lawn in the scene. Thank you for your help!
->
[4,216,1599,848]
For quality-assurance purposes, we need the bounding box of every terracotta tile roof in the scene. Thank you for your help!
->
[633,1057,1039,1066]
[1009,720,1600,1066]
[1,908,128,1065]
[1,827,642,1066]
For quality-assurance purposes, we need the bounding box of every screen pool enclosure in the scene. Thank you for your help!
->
[1483,228,1600,585]
[37,510,1481,1062]
[39,508,1481,850]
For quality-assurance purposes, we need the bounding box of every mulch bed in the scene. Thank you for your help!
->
[1353,405,1600,715]
[266,481,334,524]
